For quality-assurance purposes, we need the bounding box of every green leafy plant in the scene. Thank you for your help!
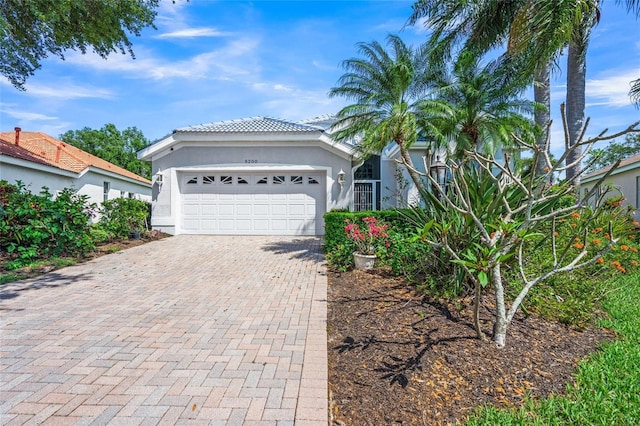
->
[0,180,96,268]
[98,198,150,239]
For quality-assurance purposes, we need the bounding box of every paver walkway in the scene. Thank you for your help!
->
[0,235,327,425]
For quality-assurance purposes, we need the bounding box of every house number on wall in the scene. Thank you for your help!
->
[244,159,258,164]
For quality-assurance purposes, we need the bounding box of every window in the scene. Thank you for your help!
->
[355,155,381,180]
[273,175,285,185]
[221,176,232,185]
[103,182,110,202]
[186,176,198,185]
[129,193,135,199]
[290,175,303,185]
[120,190,126,198]
[237,176,249,184]
[257,177,268,184]
[308,177,319,185]
[203,175,215,185]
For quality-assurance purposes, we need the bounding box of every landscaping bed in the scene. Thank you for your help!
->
[0,232,170,284]
[327,268,615,425]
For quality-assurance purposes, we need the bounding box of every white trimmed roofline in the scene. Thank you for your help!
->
[138,131,354,162]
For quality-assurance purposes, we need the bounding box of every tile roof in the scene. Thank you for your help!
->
[583,152,640,180]
[297,114,337,130]
[1,137,53,167]
[0,131,150,184]
[175,116,326,134]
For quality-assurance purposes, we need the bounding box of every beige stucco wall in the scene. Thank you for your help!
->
[581,165,640,212]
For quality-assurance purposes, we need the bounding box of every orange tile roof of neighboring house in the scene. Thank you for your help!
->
[1,137,54,167]
[583,152,640,180]
[0,131,150,184]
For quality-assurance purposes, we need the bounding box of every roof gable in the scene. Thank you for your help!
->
[0,131,150,184]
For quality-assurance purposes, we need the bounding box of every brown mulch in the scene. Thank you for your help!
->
[327,268,615,426]
[1,233,170,280]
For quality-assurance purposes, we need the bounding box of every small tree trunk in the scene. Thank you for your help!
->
[491,263,508,348]
[473,280,486,341]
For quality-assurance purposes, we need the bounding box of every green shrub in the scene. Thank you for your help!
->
[0,180,96,267]
[97,198,150,239]
[513,205,640,327]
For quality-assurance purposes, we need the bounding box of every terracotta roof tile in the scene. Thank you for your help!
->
[0,131,150,184]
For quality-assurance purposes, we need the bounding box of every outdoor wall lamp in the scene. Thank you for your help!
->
[337,169,345,186]
[429,156,447,195]
[154,172,164,186]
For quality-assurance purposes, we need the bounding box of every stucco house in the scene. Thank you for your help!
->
[1,128,151,207]
[581,152,640,218]
[138,115,434,236]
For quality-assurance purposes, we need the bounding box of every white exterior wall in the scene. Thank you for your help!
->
[1,160,76,193]
[582,165,640,212]
[1,156,151,208]
[149,144,352,234]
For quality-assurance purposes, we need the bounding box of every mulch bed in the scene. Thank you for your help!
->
[327,268,614,425]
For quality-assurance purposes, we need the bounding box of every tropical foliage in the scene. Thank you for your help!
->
[328,34,443,193]
[0,180,97,268]
[1,0,159,89]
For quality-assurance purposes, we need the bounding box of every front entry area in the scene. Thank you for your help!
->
[180,172,326,235]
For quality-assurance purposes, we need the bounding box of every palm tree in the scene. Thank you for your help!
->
[328,34,447,193]
[430,52,538,161]
[410,0,640,185]
[409,0,552,176]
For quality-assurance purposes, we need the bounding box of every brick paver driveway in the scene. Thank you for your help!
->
[1,236,327,425]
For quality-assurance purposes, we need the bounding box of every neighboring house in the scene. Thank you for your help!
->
[138,115,437,236]
[0,128,151,208]
[581,152,640,218]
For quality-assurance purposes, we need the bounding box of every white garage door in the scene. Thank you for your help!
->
[180,172,325,235]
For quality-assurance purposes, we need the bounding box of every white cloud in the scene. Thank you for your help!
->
[63,37,260,81]
[0,76,113,100]
[1,109,58,121]
[586,68,640,107]
[156,27,231,39]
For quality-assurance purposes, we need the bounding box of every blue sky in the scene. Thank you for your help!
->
[0,0,638,154]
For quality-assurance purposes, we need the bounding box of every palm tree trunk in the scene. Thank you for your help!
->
[565,38,587,188]
[398,144,426,195]
[533,63,551,176]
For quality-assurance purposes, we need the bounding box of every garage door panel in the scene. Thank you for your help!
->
[219,204,234,215]
[201,205,217,216]
[271,204,287,216]
[236,220,252,230]
[180,172,325,235]
[183,193,200,201]
[254,219,269,231]
[271,219,287,231]
[254,204,270,215]
[236,204,252,215]
[288,204,306,215]
[201,220,217,231]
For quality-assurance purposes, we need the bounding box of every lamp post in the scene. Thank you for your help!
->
[429,156,447,196]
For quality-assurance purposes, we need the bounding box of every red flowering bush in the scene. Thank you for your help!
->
[344,216,389,255]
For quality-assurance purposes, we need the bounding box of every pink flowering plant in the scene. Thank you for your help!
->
[344,216,390,255]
